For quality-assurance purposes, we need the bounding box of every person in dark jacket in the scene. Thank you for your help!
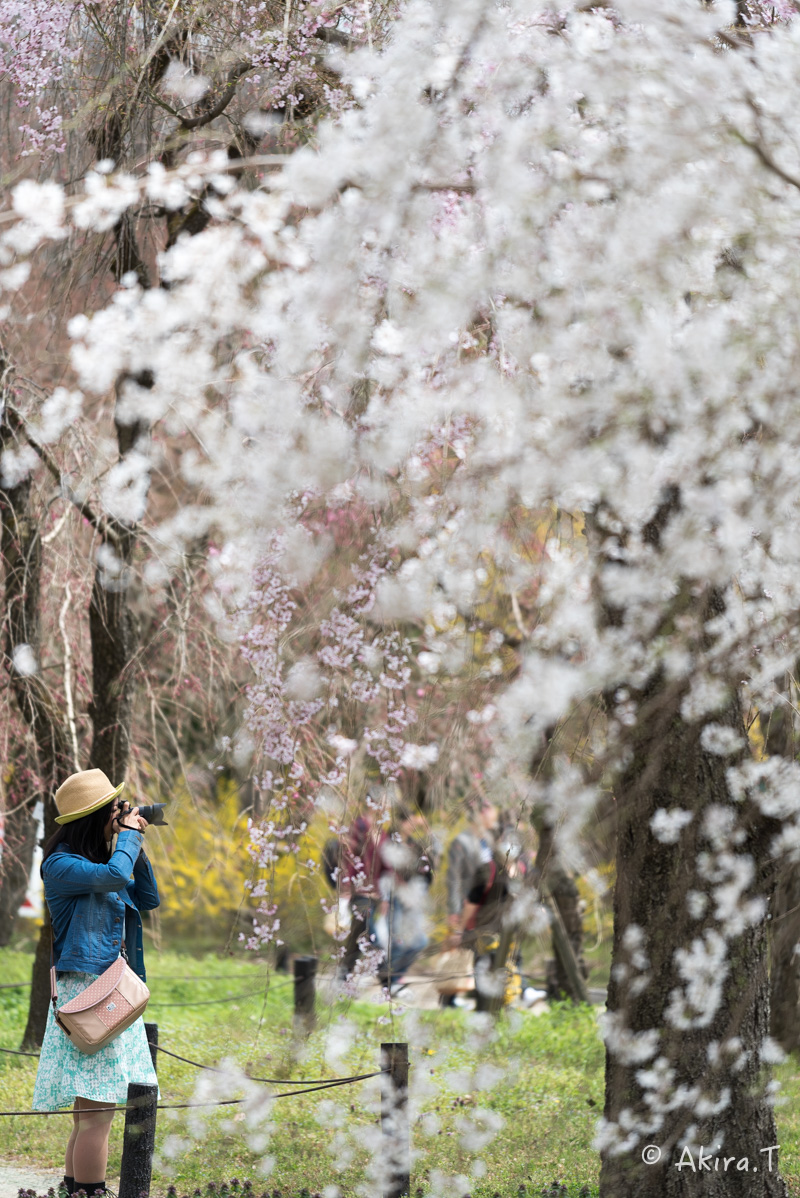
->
[445,796,498,943]
[32,769,160,1198]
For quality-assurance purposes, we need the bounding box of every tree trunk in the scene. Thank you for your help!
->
[87,524,141,784]
[757,693,800,1053]
[534,815,589,1001]
[1,377,74,1047]
[599,687,786,1198]
[0,741,45,947]
[769,863,800,1054]
[86,387,151,784]
[0,791,37,947]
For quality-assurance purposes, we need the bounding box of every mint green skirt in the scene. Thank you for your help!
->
[32,972,160,1110]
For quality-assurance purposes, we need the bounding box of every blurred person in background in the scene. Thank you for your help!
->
[445,795,499,946]
[335,814,388,979]
[376,804,436,996]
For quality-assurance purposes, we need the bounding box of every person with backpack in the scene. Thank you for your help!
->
[32,769,160,1198]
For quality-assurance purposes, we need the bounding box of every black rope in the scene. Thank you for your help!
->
[148,1042,374,1086]
[148,973,290,983]
[147,988,266,1007]
[0,1071,387,1116]
[0,1039,385,1095]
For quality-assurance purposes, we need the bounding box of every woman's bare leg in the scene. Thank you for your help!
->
[72,1097,116,1191]
[65,1106,81,1175]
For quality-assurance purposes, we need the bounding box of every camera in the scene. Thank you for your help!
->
[138,803,168,826]
[120,800,168,826]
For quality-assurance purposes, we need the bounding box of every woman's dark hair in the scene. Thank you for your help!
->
[41,801,115,869]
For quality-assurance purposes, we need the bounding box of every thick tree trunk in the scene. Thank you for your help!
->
[769,863,800,1054]
[599,688,786,1198]
[1,385,73,1047]
[87,524,141,785]
[757,696,800,1053]
[87,383,151,784]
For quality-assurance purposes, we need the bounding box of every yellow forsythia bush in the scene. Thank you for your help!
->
[145,779,332,953]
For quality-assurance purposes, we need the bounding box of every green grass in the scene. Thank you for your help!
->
[0,944,798,1198]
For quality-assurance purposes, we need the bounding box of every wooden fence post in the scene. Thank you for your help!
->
[118,1083,158,1198]
[293,955,317,1033]
[381,1042,410,1198]
[145,1021,158,1074]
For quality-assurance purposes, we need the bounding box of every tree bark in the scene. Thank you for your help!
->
[758,694,800,1053]
[599,686,786,1198]
[87,388,151,785]
[86,519,141,785]
[533,812,589,1002]
[769,863,800,1054]
[1,374,73,1046]
[0,782,37,947]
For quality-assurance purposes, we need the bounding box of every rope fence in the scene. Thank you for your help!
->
[147,989,267,1007]
[148,1042,376,1086]
[0,1040,384,1090]
[0,1070,387,1117]
[0,1034,412,1198]
[0,1023,387,1116]
[0,943,540,1198]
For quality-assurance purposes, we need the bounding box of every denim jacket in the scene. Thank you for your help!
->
[43,829,160,982]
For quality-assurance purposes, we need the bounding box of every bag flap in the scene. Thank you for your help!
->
[59,958,127,1014]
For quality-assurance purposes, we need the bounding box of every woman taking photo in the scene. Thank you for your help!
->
[32,769,160,1198]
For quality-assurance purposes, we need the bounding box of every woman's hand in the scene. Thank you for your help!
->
[114,805,148,833]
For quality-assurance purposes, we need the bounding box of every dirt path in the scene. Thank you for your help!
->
[0,1163,122,1198]
[0,1159,63,1198]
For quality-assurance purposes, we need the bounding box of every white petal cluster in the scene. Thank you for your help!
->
[665,931,729,1030]
[650,808,693,846]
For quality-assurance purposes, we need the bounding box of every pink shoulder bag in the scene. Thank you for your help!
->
[51,941,150,1055]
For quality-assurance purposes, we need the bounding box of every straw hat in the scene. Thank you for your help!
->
[54,769,125,825]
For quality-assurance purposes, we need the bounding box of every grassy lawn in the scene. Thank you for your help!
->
[0,943,798,1198]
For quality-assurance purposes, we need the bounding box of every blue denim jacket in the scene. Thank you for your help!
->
[43,829,160,982]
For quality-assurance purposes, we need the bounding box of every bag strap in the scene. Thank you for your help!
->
[50,916,128,1004]
[49,934,58,1012]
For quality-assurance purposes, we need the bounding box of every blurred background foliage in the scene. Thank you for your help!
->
[143,777,332,955]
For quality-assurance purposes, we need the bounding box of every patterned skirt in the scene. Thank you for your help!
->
[32,971,160,1110]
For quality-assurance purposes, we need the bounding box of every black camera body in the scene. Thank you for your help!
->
[138,802,168,826]
[121,801,168,826]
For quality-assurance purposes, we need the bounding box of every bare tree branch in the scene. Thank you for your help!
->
[179,62,251,130]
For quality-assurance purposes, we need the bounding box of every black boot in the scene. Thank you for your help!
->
[61,1176,75,1196]
[75,1184,105,1197]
